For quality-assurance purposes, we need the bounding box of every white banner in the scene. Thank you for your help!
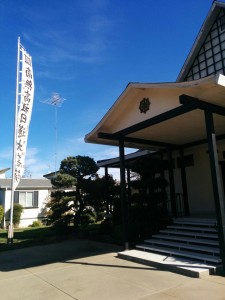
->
[14,46,34,187]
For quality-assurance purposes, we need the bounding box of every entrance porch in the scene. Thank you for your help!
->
[86,74,225,273]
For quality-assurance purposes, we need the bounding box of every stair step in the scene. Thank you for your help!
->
[167,225,217,233]
[173,220,216,228]
[174,217,216,226]
[144,239,219,254]
[118,249,220,278]
[152,234,219,246]
[136,244,222,264]
[160,229,218,239]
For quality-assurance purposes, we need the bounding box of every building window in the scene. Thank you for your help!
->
[177,154,194,168]
[14,191,39,208]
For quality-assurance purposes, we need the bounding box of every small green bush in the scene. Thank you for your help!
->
[96,211,105,222]
[13,203,23,227]
[29,220,42,227]
[80,209,96,226]
[0,205,4,224]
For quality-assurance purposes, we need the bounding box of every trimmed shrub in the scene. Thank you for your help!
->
[96,211,105,222]
[13,203,23,227]
[29,220,42,227]
[80,209,96,226]
[0,205,4,224]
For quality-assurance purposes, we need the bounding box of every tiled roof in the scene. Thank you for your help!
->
[0,178,52,189]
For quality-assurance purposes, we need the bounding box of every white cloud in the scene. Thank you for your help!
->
[23,147,47,178]
[26,147,39,157]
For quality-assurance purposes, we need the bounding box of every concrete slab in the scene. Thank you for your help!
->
[0,238,225,300]
[118,249,221,278]
[165,278,225,300]
[0,272,71,300]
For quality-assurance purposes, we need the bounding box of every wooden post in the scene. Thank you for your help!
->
[119,139,129,250]
[104,167,109,214]
[168,150,176,217]
[179,148,189,216]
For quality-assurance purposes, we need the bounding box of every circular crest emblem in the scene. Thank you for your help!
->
[139,98,150,114]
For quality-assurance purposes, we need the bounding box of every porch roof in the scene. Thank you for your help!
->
[97,150,152,168]
[85,74,225,151]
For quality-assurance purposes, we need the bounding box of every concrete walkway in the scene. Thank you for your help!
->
[1,238,225,299]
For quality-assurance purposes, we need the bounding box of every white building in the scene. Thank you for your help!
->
[0,176,52,228]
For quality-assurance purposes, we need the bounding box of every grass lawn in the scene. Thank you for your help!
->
[0,223,115,252]
[0,226,60,251]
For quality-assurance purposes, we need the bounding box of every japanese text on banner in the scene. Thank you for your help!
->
[14,47,34,187]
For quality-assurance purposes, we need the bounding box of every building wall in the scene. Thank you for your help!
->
[170,142,225,217]
[3,189,50,228]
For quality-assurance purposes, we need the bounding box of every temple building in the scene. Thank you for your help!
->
[85,2,225,276]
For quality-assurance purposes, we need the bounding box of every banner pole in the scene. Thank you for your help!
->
[8,37,21,244]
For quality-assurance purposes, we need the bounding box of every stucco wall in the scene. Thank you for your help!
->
[171,142,225,217]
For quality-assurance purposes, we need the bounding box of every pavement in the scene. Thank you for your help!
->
[1,238,225,299]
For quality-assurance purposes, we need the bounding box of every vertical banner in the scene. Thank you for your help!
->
[8,38,34,243]
[14,45,34,188]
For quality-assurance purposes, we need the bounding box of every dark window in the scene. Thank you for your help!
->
[14,191,39,208]
[177,155,194,168]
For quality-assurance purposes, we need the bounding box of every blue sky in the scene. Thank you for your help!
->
[0,0,218,179]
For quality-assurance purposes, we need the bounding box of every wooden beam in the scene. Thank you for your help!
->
[180,94,225,116]
[182,134,225,149]
[98,132,178,148]
[114,105,196,137]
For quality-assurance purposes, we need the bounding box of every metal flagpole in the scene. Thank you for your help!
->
[54,104,58,175]
[8,37,21,244]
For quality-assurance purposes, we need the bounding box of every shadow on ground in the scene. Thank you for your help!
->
[0,238,123,272]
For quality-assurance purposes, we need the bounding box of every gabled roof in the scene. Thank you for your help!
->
[0,178,52,190]
[85,74,225,150]
[177,1,225,82]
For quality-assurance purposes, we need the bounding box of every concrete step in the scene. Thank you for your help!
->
[136,244,222,264]
[160,229,218,239]
[174,217,216,225]
[151,234,219,246]
[118,249,220,278]
[144,238,219,255]
[173,219,217,228]
[167,225,217,233]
